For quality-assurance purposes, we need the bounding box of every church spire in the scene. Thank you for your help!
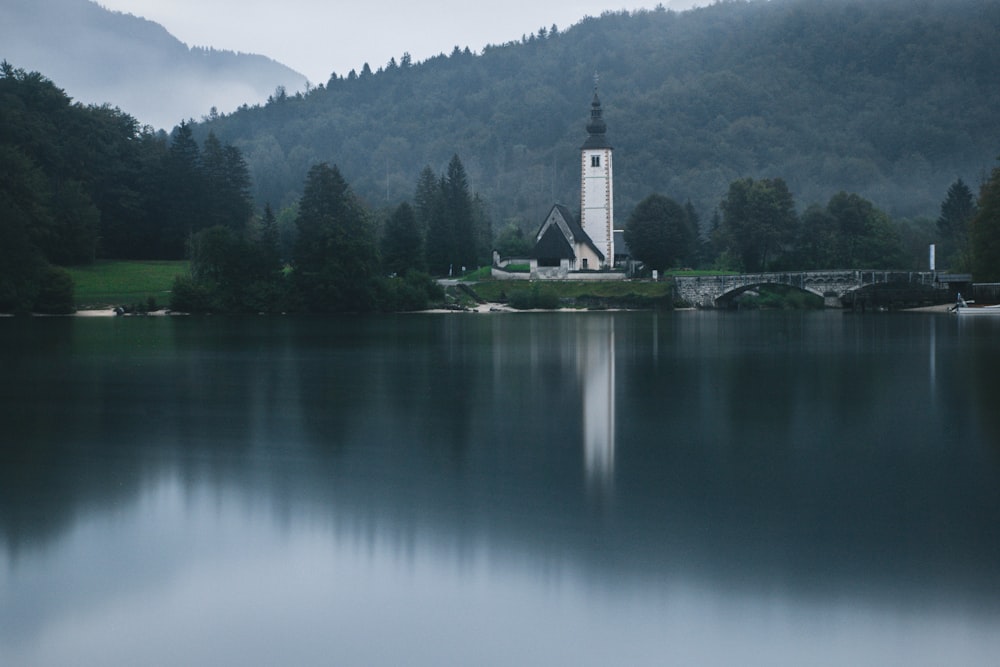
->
[580,80,614,267]
[582,78,611,150]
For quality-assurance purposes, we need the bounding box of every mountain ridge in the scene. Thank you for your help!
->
[193,0,1000,226]
[0,0,307,129]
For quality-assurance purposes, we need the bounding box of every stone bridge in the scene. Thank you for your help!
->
[674,270,942,308]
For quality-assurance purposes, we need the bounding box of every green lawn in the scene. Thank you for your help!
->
[67,260,189,309]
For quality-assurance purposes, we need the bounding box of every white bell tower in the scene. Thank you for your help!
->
[580,83,614,267]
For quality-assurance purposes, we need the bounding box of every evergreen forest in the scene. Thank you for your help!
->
[194,0,1000,229]
[4,0,1000,313]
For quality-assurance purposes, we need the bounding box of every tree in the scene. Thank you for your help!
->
[936,178,977,271]
[293,163,378,311]
[624,193,695,273]
[381,201,423,276]
[494,223,532,258]
[826,191,904,268]
[421,156,477,275]
[257,202,281,267]
[201,132,253,232]
[720,177,798,271]
[0,145,52,312]
[471,193,494,266]
[971,161,1000,281]
[424,173,451,275]
[796,204,839,269]
[443,154,476,272]
[161,121,204,257]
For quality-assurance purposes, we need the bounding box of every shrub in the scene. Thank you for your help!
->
[508,284,560,309]
[169,275,218,313]
[34,266,75,314]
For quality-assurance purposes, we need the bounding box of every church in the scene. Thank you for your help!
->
[526,87,628,279]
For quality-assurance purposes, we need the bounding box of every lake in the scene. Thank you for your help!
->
[2,311,999,666]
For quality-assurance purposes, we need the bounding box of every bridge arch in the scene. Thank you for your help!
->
[714,282,826,307]
[674,271,941,308]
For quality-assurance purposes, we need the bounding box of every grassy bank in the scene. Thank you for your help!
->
[469,279,675,309]
[67,260,189,309]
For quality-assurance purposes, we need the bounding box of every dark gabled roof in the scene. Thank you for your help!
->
[533,204,605,262]
[561,207,605,262]
[531,224,575,260]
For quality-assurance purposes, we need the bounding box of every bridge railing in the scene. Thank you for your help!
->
[674,270,943,307]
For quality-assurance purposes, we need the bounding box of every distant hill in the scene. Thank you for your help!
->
[194,0,1000,226]
[0,0,307,129]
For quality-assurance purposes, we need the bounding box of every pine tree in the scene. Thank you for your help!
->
[971,163,1000,282]
[443,154,475,273]
[293,163,378,311]
[381,201,423,276]
[163,121,203,257]
[936,178,977,271]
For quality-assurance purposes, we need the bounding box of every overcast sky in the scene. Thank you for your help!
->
[96,0,706,84]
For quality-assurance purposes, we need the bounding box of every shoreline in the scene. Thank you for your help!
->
[15,301,959,317]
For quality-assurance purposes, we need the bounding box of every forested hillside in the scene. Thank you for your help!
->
[195,0,1000,229]
[0,0,306,129]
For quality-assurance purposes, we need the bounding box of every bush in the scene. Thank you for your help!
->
[376,272,443,311]
[169,275,218,313]
[34,266,75,314]
[508,284,561,309]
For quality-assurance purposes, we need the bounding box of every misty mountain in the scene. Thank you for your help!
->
[194,0,1000,227]
[0,0,307,129]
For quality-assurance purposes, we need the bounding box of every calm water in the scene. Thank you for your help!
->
[1,311,999,666]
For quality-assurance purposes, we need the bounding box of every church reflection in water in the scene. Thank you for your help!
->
[578,317,616,490]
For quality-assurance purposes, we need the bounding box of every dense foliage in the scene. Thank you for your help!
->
[971,161,1000,282]
[195,0,1000,232]
[0,62,255,263]
[719,178,798,272]
[623,194,696,273]
[937,179,977,272]
[293,163,380,312]
[6,0,1000,308]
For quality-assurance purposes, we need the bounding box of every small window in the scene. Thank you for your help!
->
[582,258,589,270]
[591,155,600,168]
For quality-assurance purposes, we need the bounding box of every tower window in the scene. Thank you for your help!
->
[591,155,600,167]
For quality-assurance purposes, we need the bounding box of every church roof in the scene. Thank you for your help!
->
[581,89,613,150]
[531,204,605,262]
[531,223,575,260]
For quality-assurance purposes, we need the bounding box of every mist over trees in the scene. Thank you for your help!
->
[0,62,262,310]
[0,0,307,129]
[194,0,1000,234]
[5,0,1000,304]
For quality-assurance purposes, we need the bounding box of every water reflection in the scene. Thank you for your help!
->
[579,316,615,489]
[2,313,1000,665]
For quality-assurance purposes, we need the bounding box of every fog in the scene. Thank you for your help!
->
[1,0,307,129]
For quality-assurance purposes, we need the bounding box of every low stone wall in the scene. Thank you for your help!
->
[491,268,531,281]
[492,267,627,281]
[530,269,627,281]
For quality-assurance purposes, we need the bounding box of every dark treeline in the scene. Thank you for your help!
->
[0,59,472,314]
[170,161,460,314]
[196,0,1000,231]
[0,62,261,311]
[5,0,1000,314]
[0,63,254,260]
